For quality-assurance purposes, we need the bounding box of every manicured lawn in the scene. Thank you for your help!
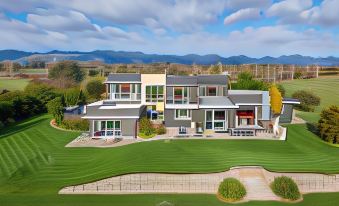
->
[281,77,339,123]
[0,115,338,205]
[0,78,31,91]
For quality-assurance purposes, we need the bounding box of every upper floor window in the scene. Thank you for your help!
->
[199,86,227,96]
[199,86,217,96]
[174,87,189,104]
[146,85,164,102]
[109,83,141,101]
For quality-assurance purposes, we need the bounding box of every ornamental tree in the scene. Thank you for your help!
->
[270,85,283,115]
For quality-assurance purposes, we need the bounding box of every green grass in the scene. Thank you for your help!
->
[0,78,31,91]
[0,114,338,205]
[19,68,47,74]
[281,77,339,122]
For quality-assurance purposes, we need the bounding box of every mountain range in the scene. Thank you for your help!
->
[0,50,338,66]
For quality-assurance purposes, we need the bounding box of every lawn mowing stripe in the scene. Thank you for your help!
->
[21,133,49,165]
[0,149,11,178]
[0,143,17,177]
[7,137,36,173]
[1,139,24,170]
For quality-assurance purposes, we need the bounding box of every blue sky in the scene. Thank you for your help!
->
[0,0,338,57]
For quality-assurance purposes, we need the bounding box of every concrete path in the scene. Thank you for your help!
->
[59,166,339,202]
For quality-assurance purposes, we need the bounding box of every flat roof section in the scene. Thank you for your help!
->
[199,96,239,109]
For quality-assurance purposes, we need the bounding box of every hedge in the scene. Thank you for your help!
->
[217,178,246,202]
[59,119,89,131]
[271,176,301,200]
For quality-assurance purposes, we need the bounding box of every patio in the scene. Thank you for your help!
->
[66,127,284,148]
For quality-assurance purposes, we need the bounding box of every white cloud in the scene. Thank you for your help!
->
[224,8,261,25]
[267,0,313,16]
[300,0,339,27]
[27,10,96,32]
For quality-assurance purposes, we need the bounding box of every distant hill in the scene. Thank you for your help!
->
[0,50,338,66]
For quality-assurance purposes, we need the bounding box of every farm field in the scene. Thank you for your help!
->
[0,114,338,206]
[19,68,47,74]
[0,77,31,91]
[281,77,339,123]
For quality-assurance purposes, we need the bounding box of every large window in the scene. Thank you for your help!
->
[146,85,164,102]
[205,110,227,131]
[93,120,121,137]
[175,109,191,120]
[173,87,189,104]
[109,83,141,100]
[199,86,227,96]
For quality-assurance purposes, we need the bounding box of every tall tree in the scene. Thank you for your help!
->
[48,61,85,88]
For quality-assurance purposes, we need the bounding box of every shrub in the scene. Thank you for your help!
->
[156,124,166,135]
[271,176,300,200]
[318,105,339,144]
[47,97,64,125]
[294,71,302,79]
[24,81,58,107]
[218,178,246,202]
[86,79,105,100]
[0,101,15,125]
[292,90,320,112]
[238,71,253,81]
[0,91,44,120]
[60,119,89,131]
[139,117,154,136]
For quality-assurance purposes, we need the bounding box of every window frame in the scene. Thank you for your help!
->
[174,109,191,120]
[146,85,164,103]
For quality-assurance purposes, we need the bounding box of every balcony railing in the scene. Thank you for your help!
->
[108,93,141,101]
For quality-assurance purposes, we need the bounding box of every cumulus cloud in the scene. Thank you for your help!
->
[300,0,339,27]
[27,10,96,32]
[224,8,261,25]
[267,0,313,16]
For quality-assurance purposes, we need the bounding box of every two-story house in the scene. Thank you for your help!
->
[83,73,299,139]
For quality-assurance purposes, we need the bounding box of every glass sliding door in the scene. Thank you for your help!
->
[205,110,227,131]
[93,120,122,137]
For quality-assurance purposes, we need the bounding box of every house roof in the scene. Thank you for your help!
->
[199,96,238,109]
[166,75,197,86]
[197,75,227,85]
[166,74,227,86]
[106,73,141,83]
